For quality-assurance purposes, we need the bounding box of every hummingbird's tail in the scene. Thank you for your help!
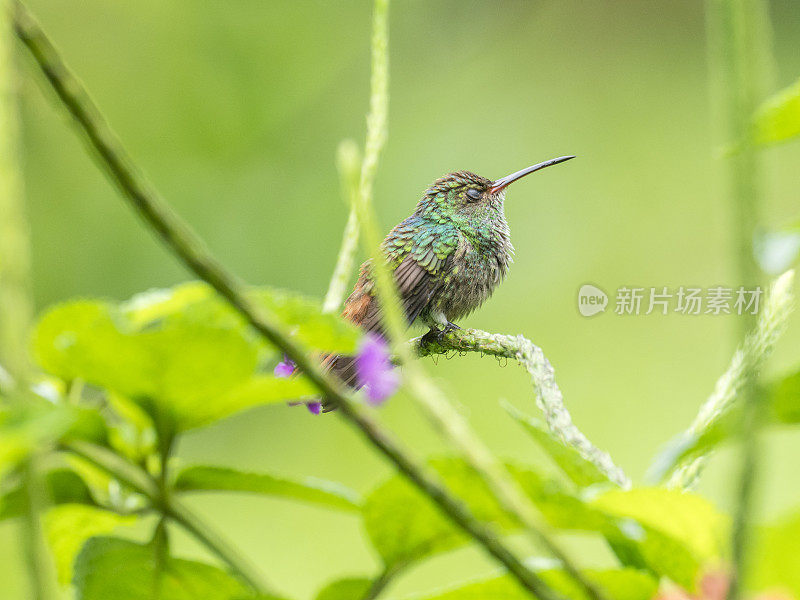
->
[319,353,360,412]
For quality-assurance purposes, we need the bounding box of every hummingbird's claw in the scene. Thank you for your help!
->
[421,328,442,347]
[421,322,461,348]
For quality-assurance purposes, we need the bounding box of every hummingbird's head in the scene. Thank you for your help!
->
[418,156,576,222]
[422,171,495,219]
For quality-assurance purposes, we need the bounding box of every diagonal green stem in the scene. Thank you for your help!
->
[347,2,605,599]
[411,328,630,488]
[63,440,270,594]
[322,140,361,314]
[360,564,404,600]
[19,458,58,600]
[1,2,53,597]
[706,0,775,597]
[14,4,565,598]
[0,0,33,383]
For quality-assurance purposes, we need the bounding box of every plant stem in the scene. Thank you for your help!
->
[0,0,33,383]
[14,5,563,597]
[347,3,605,599]
[19,458,58,600]
[322,140,361,314]
[165,497,269,593]
[337,400,565,600]
[1,4,53,597]
[660,271,794,489]
[707,0,774,596]
[360,564,403,600]
[411,328,630,488]
[63,440,270,594]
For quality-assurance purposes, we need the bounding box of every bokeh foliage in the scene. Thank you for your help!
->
[3,0,800,599]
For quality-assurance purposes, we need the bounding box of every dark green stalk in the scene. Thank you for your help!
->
[349,4,602,599]
[64,440,269,593]
[13,6,564,597]
[706,0,773,597]
[1,3,54,596]
[412,327,629,488]
[0,0,33,383]
[360,564,404,600]
[19,459,57,600]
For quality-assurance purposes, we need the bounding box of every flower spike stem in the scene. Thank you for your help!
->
[411,327,631,488]
[340,2,607,599]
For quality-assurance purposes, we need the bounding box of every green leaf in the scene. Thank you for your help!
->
[249,288,361,355]
[123,282,361,354]
[33,301,161,398]
[590,488,727,563]
[364,458,708,587]
[0,468,94,521]
[363,458,523,568]
[211,375,320,423]
[33,286,359,431]
[121,282,218,329]
[72,536,257,600]
[315,577,372,600]
[504,402,612,488]
[652,368,800,478]
[174,465,361,511]
[748,510,800,598]
[33,300,290,431]
[44,504,136,585]
[754,76,800,145]
[411,568,658,600]
[0,404,75,478]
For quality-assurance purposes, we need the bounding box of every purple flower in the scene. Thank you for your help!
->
[274,355,296,378]
[356,333,400,406]
[278,355,320,415]
[287,399,322,415]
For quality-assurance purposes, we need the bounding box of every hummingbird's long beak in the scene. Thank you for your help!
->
[490,155,576,195]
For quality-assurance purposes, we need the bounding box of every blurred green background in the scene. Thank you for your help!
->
[5,1,800,598]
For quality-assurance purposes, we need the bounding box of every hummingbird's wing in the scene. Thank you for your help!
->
[383,220,460,327]
[341,220,459,333]
[326,222,460,408]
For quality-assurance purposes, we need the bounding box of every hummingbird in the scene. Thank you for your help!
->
[324,155,575,406]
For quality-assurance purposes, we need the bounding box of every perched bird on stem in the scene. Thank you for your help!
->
[324,156,575,408]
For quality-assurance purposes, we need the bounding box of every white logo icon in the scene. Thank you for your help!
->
[578,284,608,317]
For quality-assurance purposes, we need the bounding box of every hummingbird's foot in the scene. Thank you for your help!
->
[420,328,443,347]
[421,322,461,348]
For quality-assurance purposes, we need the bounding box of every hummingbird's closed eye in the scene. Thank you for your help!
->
[465,188,482,201]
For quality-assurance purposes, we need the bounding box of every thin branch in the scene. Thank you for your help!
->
[660,270,794,489]
[410,328,630,488]
[322,140,361,314]
[344,3,605,599]
[14,4,565,598]
[337,400,564,600]
[360,563,403,600]
[707,1,775,596]
[63,440,271,594]
[0,0,33,383]
[1,3,53,597]
[19,458,58,600]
